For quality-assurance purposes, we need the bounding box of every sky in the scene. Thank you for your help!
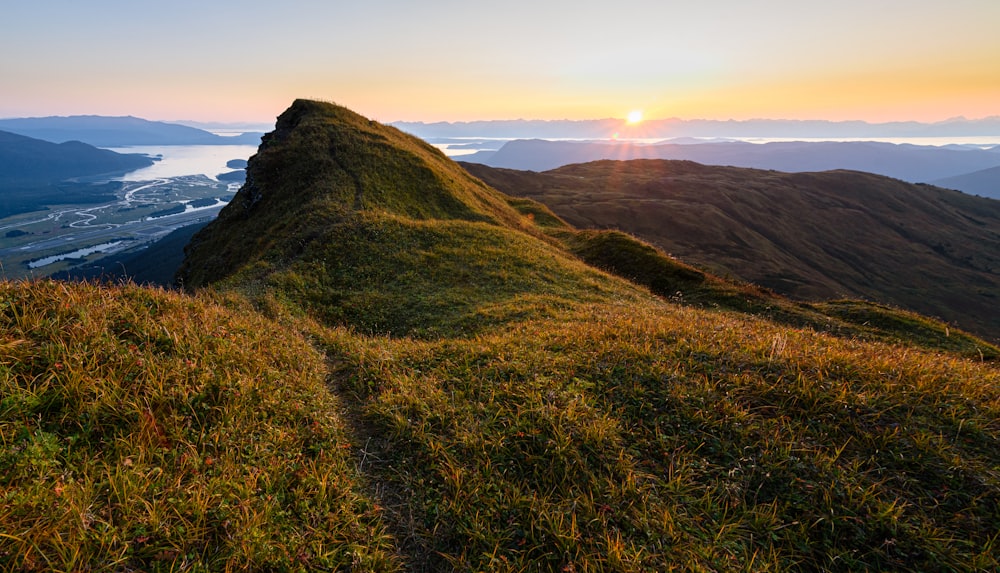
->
[3,0,999,125]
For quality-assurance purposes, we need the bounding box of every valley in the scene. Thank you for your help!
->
[0,143,252,280]
[0,175,237,279]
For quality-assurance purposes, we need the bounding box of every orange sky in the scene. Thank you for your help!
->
[2,1,998,124]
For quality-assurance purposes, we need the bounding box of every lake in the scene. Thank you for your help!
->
[106,144,259,180]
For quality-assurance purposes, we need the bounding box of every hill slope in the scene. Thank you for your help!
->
[463,159,1000,342]
[463,139,1000,182]
[0,280,398,570]
[178,99,631,336]
[5,100,1000,571]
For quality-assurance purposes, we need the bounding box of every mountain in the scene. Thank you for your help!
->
[5,100,1000,572]
[395,116,1000,140]
[0,129,154,217]
[0,129,153,183]
[933,165,1000,199]
[462,139,1000,182]
[463,159,1000,342]
[0,115,263,146]
[177,99,582,336]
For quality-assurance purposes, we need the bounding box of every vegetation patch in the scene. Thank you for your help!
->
[322,301,1000,571]
[0,280,396,571]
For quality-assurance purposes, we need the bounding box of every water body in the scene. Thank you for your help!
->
[105,144,258,181]
[28,241,125,269]
[0,144,259,279]
[735,136,1000,147]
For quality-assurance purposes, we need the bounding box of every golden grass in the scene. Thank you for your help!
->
[0,279,396,571]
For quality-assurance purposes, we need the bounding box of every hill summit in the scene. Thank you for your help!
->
[178,99,634,336]
[5,100,1000,571]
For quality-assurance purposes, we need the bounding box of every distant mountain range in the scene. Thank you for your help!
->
[0,129,153,183]
[463,159,1000,341]
[460,139,1000,196]
[933,165,1000,198]
[0,115,264,147]
[0,129,154,217]
[394,116,1000,140]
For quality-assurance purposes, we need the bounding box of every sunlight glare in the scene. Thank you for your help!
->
[626,110,644,125]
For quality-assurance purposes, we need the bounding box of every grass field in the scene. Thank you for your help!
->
[4,100,999,571]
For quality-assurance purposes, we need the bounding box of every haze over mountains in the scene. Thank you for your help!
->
[0,129,153,217]
[3,113,996,198]
[394,116,1000,140]
[0,115,264,147]
[392,117,1000,199]
[459,139,1000,197]
[933,165,1000,198]
[0,129,153,183]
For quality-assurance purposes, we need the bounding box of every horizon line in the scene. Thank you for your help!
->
[4,113,1000,127]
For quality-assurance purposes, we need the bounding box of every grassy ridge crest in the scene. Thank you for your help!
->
[178,99,533,289]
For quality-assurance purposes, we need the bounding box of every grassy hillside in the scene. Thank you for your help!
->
[0,280,396,571]
[178,99,633,337]
[178,99,531,290]
[463,160,1000,342]
[550,228,997,359]
[5,100,1000,571]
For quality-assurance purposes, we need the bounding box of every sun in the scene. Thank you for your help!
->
[626,110,644,125]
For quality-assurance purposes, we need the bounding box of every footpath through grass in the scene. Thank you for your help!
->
[0,280,396,571]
